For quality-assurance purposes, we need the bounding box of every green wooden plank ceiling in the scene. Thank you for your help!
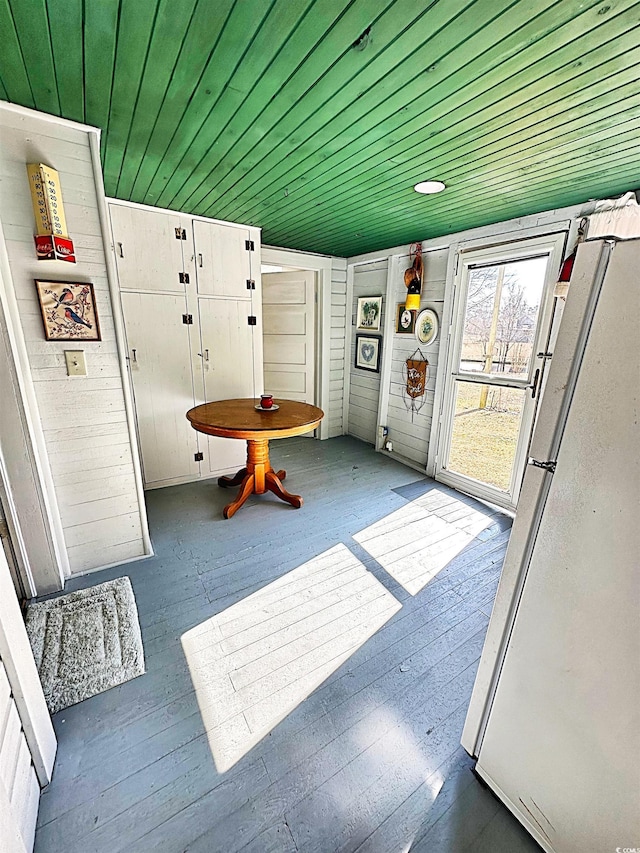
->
[0,0,638,257]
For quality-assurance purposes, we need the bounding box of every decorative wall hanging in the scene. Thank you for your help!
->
[355,334,381,372]
[35,280,101,341]
[395,304,415,334]
[415,308,439,345]
[404,242,423,311]
[403,348,429,421]
[27,163,76,262]
[356,296,382,331]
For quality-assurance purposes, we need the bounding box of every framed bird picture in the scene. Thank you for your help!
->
[35,280,101,341]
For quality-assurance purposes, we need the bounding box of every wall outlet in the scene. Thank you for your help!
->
[64,350,86,376]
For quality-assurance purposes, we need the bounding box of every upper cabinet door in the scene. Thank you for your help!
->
[110,204,188,293]
[193,220,253,298]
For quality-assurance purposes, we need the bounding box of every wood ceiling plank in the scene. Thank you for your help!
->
[127,0,237,203]
[265,66,640,244]
[173,0,476,215]
[6,0,58,113]
[151,0,356,211]
[214,0,624,225]
[241,19,640,234]
[0,0,34,106]
[275,110,640,252]
[45,0,83,123]
[101,0,160,194]
[83,0,119,158]
[115,0,199,198]
[290,158,640,255]
[119,0,271,201]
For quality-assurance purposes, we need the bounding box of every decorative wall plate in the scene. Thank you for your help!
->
[415,308,439,345]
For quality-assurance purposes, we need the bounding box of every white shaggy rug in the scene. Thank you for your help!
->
[26,576,145,714]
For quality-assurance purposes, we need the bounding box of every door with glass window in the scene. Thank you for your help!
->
[436,235,564,510]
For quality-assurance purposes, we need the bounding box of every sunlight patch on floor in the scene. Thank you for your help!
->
[181,544,401,772]
[354,488,494,595]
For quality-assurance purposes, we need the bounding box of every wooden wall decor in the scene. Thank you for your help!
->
[403,348,429,421]
[35,280,101,341]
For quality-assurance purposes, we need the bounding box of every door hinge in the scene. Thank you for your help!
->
[194,451,204,462]
[175,228,187,240]
[528,458,556,473]
[182,314,193,325]
[245,239,255,251]
[247,315,257,326]
[179,272,190,284]
[246,279,255,290]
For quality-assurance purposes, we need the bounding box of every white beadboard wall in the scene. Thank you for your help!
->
[0,105,147,575]
[348,260,388,445]
[384,248,448,466]
[328,256,348,438]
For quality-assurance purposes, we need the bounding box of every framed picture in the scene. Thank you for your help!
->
[415,308,439,345]
[357,296,382,331]
[35,279,101,341]
[395,304,416,334]
[355,334,382,372]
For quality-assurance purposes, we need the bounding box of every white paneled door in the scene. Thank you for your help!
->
[262,270,316,404]
[121,292,201,486]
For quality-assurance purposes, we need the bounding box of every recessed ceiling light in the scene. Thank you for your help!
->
[414,180,446,194]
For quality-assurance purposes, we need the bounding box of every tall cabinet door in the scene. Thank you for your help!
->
[197,299,255,476]
[121,292,200,486]
[110,204,188,293]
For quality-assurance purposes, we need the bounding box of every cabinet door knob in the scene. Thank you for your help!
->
[198,253,203,268]
[131,348,137,363]
[118,242,124,258]
[198,349,209,362]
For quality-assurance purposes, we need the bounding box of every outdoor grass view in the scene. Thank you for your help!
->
[447,257,546,493]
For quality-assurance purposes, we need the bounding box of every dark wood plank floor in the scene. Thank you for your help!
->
[34,436,541,853]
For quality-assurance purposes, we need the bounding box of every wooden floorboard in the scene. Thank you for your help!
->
[35,436,542,853]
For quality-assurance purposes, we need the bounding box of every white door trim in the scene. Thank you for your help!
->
[0,547,56,786]
[0,221,67,593]
[91,136,152,558]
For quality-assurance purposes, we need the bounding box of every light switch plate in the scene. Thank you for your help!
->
[64,350,86,376]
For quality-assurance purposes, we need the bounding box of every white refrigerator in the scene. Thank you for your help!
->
[461,238,640,852]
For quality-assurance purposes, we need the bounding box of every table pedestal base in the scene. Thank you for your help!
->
[217,438,302,519]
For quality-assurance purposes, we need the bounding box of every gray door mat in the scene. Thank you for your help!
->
[26,576,145,715]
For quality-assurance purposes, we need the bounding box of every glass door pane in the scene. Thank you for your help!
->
[459,257,547,378]
[448,381,526,492]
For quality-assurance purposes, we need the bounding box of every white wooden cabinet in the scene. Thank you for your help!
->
[109,204,188,294]
[193,219,255,298]
[110,202,262,488]
[120,292,202,485]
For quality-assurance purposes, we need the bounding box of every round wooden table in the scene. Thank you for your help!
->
[186,399,324,518]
